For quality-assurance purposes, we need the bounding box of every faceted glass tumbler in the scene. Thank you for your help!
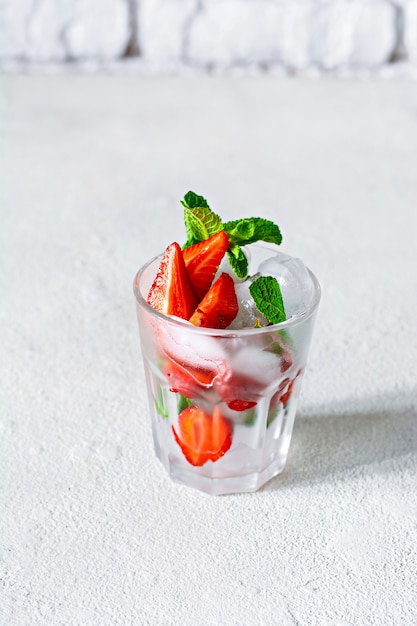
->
[133,246,321,495]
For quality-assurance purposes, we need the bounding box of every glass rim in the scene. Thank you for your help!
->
[133,248,321,337]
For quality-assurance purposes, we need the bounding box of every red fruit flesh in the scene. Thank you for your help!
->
[227,399,258,412]
[189,272,238,329]
[280,369,301,406]
[162,360,216,397]
[280,351,293,373]
[147,242,197,319]
[182,230,229,301]
[269,377,291,408]
[214,369,264,406]
[172,405,232,466]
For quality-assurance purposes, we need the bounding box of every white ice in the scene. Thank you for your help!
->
[227,249,314,328]
[258,251,314,318]
[228,275,268,330]
[158,321,228,376]
[225,343,285,386]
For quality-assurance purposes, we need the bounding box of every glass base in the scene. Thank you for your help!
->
[155,449,288,495]
[150,388,297,495]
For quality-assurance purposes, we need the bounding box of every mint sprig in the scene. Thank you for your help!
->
[181,191,210,210]
[181,191,223,248]
[180,191,283,279]
[226,243,249,278]
[223,217,282,247]
[224,217,282,279]
[249,276,286,325]
[177,394,193,413]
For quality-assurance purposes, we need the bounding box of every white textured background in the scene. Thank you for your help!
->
[1,74,417,624]
[1,0,417,74]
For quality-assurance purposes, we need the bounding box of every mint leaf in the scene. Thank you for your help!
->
[264,329,292,354]
[224,217,282,247]
[249,276,286,324]
[179,194,283,285]
[181,191,223,248]
[181,190,210,210]
[177,394,193,413]
[183,206,223,248]
[154,388,169,419]
[222,218,282,280]
[226,244,248,279]
[267,405,280,427]
[224,219,255,243]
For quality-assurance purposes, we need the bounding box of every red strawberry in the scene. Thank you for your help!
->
[280,351,293,373]
[162,360,216,397]
[147,242,197,319]
[227,399,258,412]
[269,377,291,408]
[182,230,229,301]
[172,405,232,466]
[280,369,301,406]
[189,272,238,329]
[163,361,200,398]
[214,370,264,407]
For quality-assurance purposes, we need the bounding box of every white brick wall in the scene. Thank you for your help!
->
[0,0,131,61]
[0,0,417,72]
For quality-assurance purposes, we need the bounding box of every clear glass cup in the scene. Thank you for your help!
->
[133,244,321,495]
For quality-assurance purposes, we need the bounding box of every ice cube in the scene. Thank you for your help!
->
[228,276,269,330]
[258,251,314,318]
[157,321,227,378]
[224,344,284,386]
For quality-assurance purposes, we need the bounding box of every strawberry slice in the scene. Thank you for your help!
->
[227,399,257,412]
[182,230,229,301]
[172,405,232,466]
[163,361,201,398]
[269,377,291,408]
[147,242,197,319]
[162,360,216,398]
[214,369,264,406]
[280,351,293,373]
[280,369,301,406]
[189,272,238,329]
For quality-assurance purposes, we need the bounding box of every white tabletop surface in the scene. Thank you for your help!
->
[1,73,416,626]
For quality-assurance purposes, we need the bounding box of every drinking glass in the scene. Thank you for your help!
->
[133,245,321,495]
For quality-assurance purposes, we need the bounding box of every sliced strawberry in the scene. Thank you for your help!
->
[182,230,229,301]
[210,406,232,459]
[189,272,238,329]
[162,360,215,398]
[163,361,200,398]
[227,399,258,412]
[147,242,197,319]
[269,377,291,409]
[172,405,232,466]
[214,369,264,406]
[280,369,301,406]
[280,351,293,373]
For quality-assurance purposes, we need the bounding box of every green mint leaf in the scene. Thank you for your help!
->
[227,245,248,279]
[183,206,223,248]
[154,389,169,419]
[224,217,282,247]
[225,219,255,242]
[267,405,280,427]
[264,329,292,354]
[181,190,210,210]
[243,407,257,426]
[177,394,193,413]
[249,276,286,325]
[181,191,223,248]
